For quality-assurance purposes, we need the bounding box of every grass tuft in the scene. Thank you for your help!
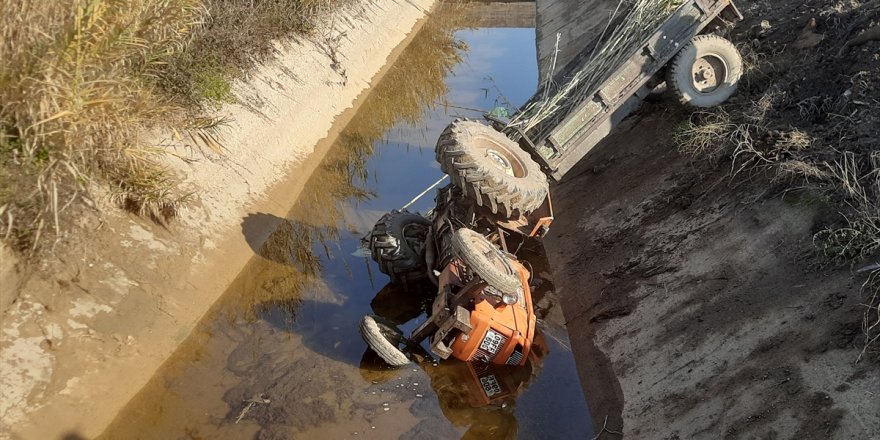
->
[673,110,736,158]
[0,0,203,253]
[0,0,360,256]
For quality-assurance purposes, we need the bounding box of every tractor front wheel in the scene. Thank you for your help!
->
[359,315,411,367]
[451,228,521,294]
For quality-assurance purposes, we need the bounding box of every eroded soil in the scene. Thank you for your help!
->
[545,0,880,437]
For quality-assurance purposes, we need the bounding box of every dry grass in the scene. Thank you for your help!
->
[673,110,737,158]
[672,3,880,358]
[0,0,202,252]
[160,0,356,108]
[777,160,829,181]
[859,269,880,362]
[814,152,880,264]
[773,129,812,152]
[0,0,360,255]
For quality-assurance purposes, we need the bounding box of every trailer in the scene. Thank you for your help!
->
[492,0,744,181]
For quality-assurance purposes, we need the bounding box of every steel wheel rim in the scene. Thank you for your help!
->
[474,137,527,178]
[691,53,728,94]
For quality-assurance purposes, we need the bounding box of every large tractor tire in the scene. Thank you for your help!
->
[359,315,410,367]
[367,210,432,284]
[451,228,521,294]
[436,120,548,218]
[667,34,743,108]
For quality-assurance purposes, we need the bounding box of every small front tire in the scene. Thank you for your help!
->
[359,315,411,367]
[451,228,521,294]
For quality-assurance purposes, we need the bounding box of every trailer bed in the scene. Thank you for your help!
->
[514,0,742,181]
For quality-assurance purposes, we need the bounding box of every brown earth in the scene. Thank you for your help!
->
[545,0,880,438]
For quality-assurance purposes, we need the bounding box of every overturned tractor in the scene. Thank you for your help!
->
[361,119,552,367]
[361,0,744,366]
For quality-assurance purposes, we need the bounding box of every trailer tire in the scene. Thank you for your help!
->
[359,315,410,367]
[367,210,432,284]
[436,120,548,218]
[667,35,742,108]
[451,228,521,294]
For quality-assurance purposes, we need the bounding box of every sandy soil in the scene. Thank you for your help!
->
[544,0,880,435]
[0,1,434,438]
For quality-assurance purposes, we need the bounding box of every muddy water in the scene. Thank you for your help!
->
[100,15,592,440]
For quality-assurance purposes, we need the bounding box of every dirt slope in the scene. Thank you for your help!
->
[544,0,880,433]
[547,109,878,438]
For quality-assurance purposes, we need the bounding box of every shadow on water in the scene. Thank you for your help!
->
[230,8,469,321]
[100,4,593,439]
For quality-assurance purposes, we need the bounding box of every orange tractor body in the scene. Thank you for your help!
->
[417,256,536,366]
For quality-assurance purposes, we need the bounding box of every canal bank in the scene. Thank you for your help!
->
[0,1,435,438]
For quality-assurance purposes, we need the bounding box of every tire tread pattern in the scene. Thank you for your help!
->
[368,210,431,284]
[436,120,548,218]
[451,228,521,293]
[359,315,410,367]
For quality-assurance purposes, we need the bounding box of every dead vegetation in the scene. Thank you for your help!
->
[860,268,880,361]
[672,0,880,359]
[0,0,359,256]
[0,0,202,253]
[160,0,358,108]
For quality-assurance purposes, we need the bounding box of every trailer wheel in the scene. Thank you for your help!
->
[667,35,743,108]
[452,228,521,294]
[367,210,432,284]
[359,315,410,367]
[436,120,548,218]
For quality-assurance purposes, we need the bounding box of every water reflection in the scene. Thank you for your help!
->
[360,278,549,440]
[231,12,468,321]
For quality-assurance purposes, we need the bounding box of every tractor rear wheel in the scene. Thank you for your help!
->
[436,120,548,218]
[667,34,743,108]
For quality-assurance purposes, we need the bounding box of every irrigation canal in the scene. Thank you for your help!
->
[99,7,593,439]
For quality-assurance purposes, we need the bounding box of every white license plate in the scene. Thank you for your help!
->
[479,330,504,354]
[479,374,502,397]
